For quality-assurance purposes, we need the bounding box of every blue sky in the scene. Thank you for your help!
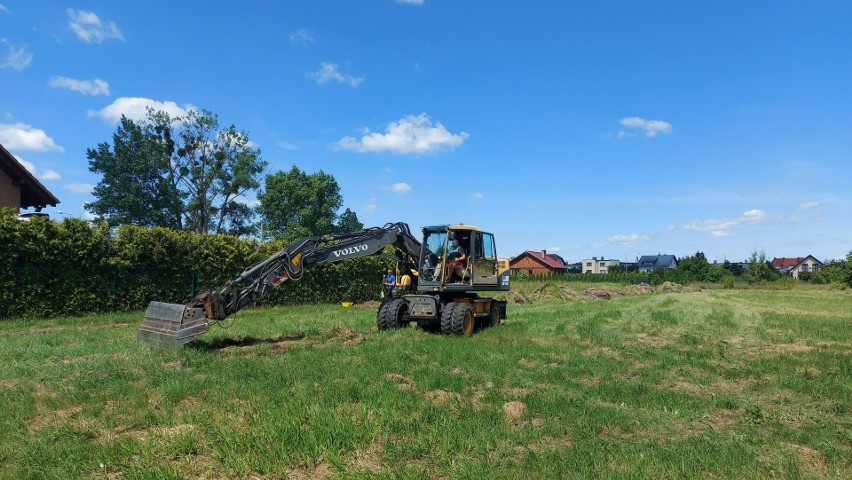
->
[2,1,850,262]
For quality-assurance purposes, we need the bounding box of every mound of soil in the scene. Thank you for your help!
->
[584,288,612,300]
[630,283,654,294]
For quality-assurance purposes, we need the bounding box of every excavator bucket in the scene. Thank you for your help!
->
[137,301,210,347]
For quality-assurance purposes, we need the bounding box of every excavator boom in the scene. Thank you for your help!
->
[137,223,421,346]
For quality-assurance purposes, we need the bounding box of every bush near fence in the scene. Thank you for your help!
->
[0,209,389,319]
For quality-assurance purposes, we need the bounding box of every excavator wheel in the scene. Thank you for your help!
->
[439,303,456,334]
[377,298,408,330]
[488,302,501,328]
[451,303,475,337]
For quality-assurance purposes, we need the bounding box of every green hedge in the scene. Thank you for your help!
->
[0,209,388,319]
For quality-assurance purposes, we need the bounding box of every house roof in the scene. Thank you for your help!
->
[771,257,804,269]
[510,250,568,270]
[546,253,567,265]
[772,256,821,269]
[0,143,60,211]
[638,255,677,267]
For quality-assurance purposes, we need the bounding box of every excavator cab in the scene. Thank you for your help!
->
[418,225,505,290]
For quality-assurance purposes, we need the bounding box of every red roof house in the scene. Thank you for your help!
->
[771,256,822,279]
[509,250,568,276]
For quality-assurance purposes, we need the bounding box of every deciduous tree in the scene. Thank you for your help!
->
[86,108,266,235]
[257,166,357,241]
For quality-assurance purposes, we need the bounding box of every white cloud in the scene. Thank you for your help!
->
[383,167,394,174]
[40,169,61,180]
[83,210,99,221]
[0,4,9,13]
[17,157,35,173]
[87,97,196,123]
[307,62,364,86]
[67,9,124,43]
[65,183,95,194]
[361,197,378,214]
[48,76,110,96]
[289,28,314,45]
[0,122,64,152]
[337,113,469,154]
[396,0,425,4]
[545,246,561,252]
[683,209,765,237]
[380,182,411,194]
[1,38,33,71]
[606,233,651,247]
[797,201,819,212]
[278,141,299,150]
[234,194,260,207]
[14,155,62,180]
[618,116,673,138]
[473,192,484,200]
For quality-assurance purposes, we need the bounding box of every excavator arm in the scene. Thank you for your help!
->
[137,222,421,346]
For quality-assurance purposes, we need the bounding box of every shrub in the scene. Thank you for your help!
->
[0,210,389,319]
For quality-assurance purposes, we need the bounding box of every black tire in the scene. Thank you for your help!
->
[451,303,475,337]
[377,298,407,330]
[439,303,456,334]
[488,303,501,328]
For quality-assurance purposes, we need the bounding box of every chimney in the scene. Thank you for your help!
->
[542,249,547,257]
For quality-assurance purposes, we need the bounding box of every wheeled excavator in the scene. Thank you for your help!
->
[137,222,510,346]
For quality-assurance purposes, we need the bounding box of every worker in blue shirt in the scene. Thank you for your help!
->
[383,269,396,299]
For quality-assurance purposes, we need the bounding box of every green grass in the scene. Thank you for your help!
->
[1,285,850,479]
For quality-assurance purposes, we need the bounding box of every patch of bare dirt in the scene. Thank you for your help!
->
[328,326,365,346]
[0,323,133,337]
[503,401,527,426]
[665,378,705,396]
[425,389,458,406]
[176,396,202,413]
[578,376,600,387]
[636,333,671,347]
[673,409,739,437]
[785,443,827,477]
[470,390,488,411]
[351,441,384,474]
[286,460,333,480]
[26,404,84,432]
[359,300,381,307]
[502,387,530,398]
[517,357,537,367]
[384,373,418,392]
[586,346,622,359]
[154,423,197,437]
[523,435,574,452]
[767,341,813,354]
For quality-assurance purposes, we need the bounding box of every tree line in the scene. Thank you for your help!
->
[86,108,362,241]
[607,250,852,286]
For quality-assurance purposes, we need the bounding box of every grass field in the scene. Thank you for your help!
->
[1,284,850,479]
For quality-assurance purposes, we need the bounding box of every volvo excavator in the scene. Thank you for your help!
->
[137,222,510,346]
